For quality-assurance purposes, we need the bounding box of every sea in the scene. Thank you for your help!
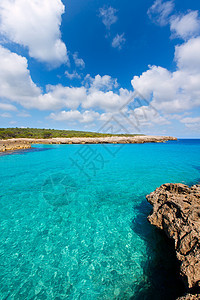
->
[0,139,200,300]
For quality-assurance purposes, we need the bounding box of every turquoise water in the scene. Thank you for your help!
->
[0,139,200,299]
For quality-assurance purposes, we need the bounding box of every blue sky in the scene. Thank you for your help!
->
[0,0,200,137]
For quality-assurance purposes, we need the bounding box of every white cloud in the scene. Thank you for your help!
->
[0,45,41,106]
[0,48,130,113]
[0,45,85,111]
[132,35,200,114]
[99,6,125,51]
[147,0,174,26]
[133,106,170,126]
[166,112,190,120]
[0,0,68,67]
[99,6,118,30]
[96,106,170,133]
[83,88,132,112]
[132,66,200,114]
[37,85,87,110]
[0,102,17,111]
[0,112,12,118]
[48,106,170,132]
[73,53,85,69]
[49,110,100,123]
[1,28,199,135]
[170,11,200,40]
[65,70,81,80]
[86,74,118,92]
[132,66,171,101]
[112,33,126,49]
[180,117,200,124]
[180,116,200,131]
[175,37,200,72]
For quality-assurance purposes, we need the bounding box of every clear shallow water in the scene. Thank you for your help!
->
[0,139,200,300]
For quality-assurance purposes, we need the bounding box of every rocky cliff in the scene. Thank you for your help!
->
[147,183,200,298]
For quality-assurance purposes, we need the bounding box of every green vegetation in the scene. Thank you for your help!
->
[0,128,143,139]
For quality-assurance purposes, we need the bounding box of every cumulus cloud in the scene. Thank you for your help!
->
[133,106,170,126]
[37,85,87,111]
[0,45,176,130]
[0,45,85,111]
[132,36,200,114]
[83,88,132,112]
[85,74,118,92]
[1,28,200,134]
[73,52,85,69]
[147,0,174,26]
[146,2,200,122]
[170,11,200,40]
[49,110,100,123]
[34,74,130,113]
[175,37,200,72]
[0,48,130,113]
[0,0,68,67]
[0,45,41,107]
[112,33,126,49]
[65,70,81,80]
[48,106,169,132]
[99,6,118,30]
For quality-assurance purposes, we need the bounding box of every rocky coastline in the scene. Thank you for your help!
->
[147,183,200,299]
[0,135,177,152]
[0,140,31,152]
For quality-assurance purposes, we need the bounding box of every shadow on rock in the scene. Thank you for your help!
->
[130,200,185,300]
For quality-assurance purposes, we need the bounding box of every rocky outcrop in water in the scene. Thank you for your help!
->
[147,183,200,297]
[0,140,31,152]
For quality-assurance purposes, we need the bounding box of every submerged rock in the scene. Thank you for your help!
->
[146,183,200,297]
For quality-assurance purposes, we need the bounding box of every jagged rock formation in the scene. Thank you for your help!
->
[147,183,200,298]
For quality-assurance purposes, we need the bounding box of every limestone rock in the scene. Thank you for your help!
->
[147,183,200,292]
[0,140,31,152]
[0,135,177,152]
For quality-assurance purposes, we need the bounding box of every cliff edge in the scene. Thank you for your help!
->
[147,183,200,298]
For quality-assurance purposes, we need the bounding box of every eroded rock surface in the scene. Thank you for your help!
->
[0,140,31,152]
[147,183,200,294]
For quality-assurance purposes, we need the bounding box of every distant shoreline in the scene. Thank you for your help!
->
[0,136,177,152]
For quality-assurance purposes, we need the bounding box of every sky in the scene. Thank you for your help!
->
[0,0,200,138]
